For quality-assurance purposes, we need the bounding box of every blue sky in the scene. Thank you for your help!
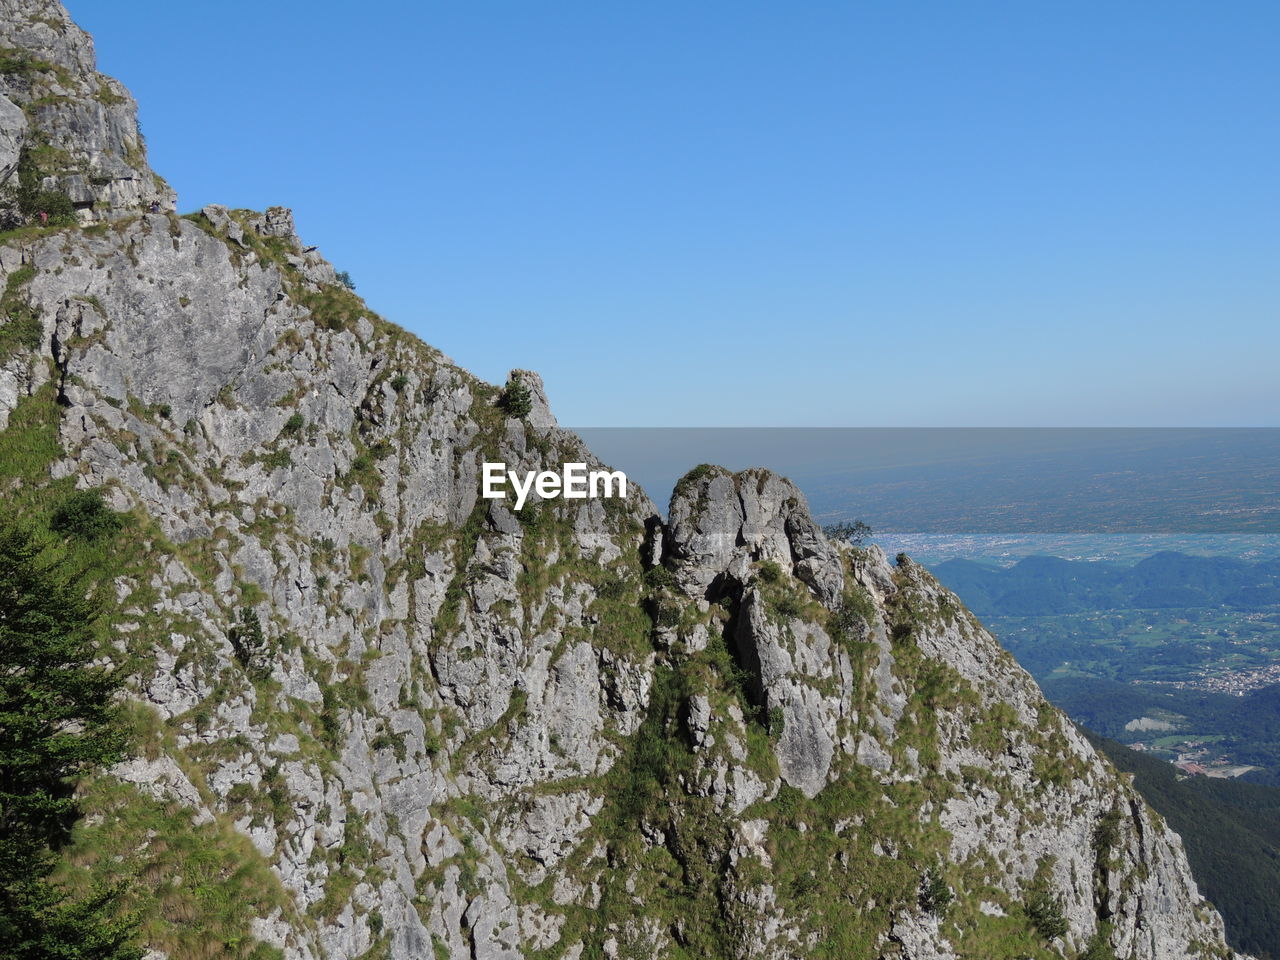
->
[73,2,1279,426]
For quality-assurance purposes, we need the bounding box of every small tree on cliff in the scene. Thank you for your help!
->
[822,520,873,546]
[497,372,533,419]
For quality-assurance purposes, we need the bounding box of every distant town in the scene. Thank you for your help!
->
[1139,660,1280,697]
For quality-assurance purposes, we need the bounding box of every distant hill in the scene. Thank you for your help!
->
[933,551,1280,618]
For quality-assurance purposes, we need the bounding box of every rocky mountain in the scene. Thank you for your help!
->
[0,0,173,225]
[0,3,1251,959]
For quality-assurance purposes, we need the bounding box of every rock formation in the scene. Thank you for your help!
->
[0,0,173,225]
[0,2,1250,958]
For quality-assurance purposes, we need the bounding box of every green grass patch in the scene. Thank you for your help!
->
[55,774,291,960]
[0,263,42,362]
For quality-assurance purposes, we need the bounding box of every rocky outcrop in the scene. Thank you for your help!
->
[0,3,1250,960]
[0,0,173,224]
[663,468,850,796]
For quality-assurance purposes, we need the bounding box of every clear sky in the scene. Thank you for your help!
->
[71,1,1279,427]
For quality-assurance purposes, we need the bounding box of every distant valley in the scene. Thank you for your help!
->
[927,550,1280,783]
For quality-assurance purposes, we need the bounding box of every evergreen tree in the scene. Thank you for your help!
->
[0,523,141,958]
[497,372,533,418]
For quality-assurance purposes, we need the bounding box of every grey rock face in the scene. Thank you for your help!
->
[663,468,853,797]
[734,590,838,797]
[654,466,1241,958]
[0,198,666,957]
[0,93,25,186]
[0,0,174,223]
[0,0,95,72]
[666,467,843,606]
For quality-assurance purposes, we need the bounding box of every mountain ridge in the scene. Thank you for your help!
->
[0,2,1251,958]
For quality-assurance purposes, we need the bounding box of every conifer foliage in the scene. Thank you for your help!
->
[0,523,141,958]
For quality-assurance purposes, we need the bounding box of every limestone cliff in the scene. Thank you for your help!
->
[0,0,173,225]
[0,3,1250,959]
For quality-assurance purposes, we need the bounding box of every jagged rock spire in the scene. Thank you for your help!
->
[665,465,843,605]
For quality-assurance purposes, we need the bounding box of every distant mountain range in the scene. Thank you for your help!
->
[933,550,1280,617]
